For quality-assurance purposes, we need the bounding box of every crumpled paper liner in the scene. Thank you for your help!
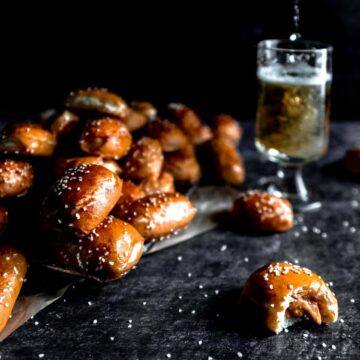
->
[0,186,239,341]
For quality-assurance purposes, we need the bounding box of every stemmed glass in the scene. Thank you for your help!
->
[255,39,332,211]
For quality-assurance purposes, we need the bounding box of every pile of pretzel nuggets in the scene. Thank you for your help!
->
[0,88,247,332]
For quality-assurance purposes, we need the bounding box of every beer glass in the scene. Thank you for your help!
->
[255,39,332,211]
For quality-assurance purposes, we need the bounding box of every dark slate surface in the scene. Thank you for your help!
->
[1,121,360,359]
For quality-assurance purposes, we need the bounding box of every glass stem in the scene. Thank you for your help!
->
[276,165,309,202]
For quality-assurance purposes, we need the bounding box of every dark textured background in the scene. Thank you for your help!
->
[0,0,359,119]
[0,122,359,359]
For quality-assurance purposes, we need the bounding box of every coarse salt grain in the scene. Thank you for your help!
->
[220,245,227,252]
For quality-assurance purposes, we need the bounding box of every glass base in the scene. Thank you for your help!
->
[256,166,321,213]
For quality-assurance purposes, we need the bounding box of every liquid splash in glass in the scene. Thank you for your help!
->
[290,0,301,42]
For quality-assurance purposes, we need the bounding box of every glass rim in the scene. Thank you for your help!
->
[258,39,333,53]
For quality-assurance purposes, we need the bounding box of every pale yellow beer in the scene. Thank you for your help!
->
[256,65,331,165]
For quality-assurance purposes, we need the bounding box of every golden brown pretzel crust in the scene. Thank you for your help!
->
[0,244,27,332]
[210,137,245,185]
[212,114,242,143]
[42,164,122,236]
[140,171,175,195]
[164,144,201,183]
[131,101,157,121]
[241,262,338,334]
[49,110,80,138]
[112,180,146,218]
[55,156,122,177]
[0,160,34,198]
[123,137,164,180]
[147,119,189,152]
[53,216,144,282]
[66,88,128,118]
[0,123,56,156]
[167,103,213,145]
[79,118,132,159]
[122,109,148,132]
[232,192,293,233]
[114,192,196,241]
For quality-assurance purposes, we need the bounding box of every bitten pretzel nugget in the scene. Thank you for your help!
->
[240,262,338,334]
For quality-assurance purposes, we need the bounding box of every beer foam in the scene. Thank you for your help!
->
[258,64,331,86]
